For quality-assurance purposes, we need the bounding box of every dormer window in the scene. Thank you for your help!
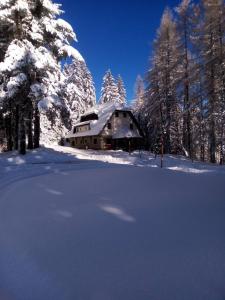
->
[107,123,112,130]
[80,113,98,122]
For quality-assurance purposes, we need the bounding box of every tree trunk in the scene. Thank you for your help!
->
[27,102,33,150]
[218,22,225,165]
[208,26,216,164]
[182,20,192,159]
[165,95,171,154]
[13,105,19,150]
[200,144,205,162]
[19,108,26,155]
[34,105,40,149]
[5,104,13,151]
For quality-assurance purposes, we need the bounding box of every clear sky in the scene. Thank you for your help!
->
[60,0,181,101]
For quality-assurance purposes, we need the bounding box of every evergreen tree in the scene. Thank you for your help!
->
[82,63,96,108]
[134,75,145,112]
[117,75,127,105]
[63,57,96,127]
[99,70,120,104]
[0,0,81,153]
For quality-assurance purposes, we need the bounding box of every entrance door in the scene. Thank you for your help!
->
[105,138,112,150]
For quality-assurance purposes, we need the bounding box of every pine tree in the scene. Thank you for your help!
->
[0,0,81,153]
[63,57,96,128]
[81,63,96,109]
[99,70,120,104]
[117,75,127,105]
[134,75,145,112]
[133,75,147,140]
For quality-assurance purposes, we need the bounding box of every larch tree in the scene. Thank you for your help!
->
[145,8,182,154]
[134,0,225,164]
[175,0,195,158]
[200,0,225,163]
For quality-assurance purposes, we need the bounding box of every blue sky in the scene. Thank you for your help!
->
[60,0,181,101]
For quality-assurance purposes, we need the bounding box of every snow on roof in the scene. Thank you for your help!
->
[66,102,130,138]
[73,120,90,127]
[112,128,141,139]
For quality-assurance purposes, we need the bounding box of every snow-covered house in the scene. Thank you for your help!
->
[65,102,144,151]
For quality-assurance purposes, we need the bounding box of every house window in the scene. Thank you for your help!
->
[73,127,76,134]
[115,112,119,118]
[106,139,111,144]
[130,123,134,130]
[107,123,112,129]
[123,112,127,118]
[72,141,75,147]
[80,113,98,122]
[94,138,97,145]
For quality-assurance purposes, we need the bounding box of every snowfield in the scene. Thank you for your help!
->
[0,146,225,300]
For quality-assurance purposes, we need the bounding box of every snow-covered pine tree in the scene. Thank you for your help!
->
[132,75,149,148]
[117,75,127,105]
[29,0,80,146]
[133,75,147,141]
[81,62,96,109]
[134,75,145,112]
[99,70,120,104]
[0,0,82,153]
[0,0,33,153]
[63,57,96,128]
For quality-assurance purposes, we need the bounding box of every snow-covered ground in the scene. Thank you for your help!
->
[0,146,225,300]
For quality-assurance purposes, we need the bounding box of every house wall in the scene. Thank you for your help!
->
[75,124,90,133]
[101,111,141,138]
[69,136,103,150]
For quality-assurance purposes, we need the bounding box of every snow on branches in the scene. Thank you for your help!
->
[0,0,87,152]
